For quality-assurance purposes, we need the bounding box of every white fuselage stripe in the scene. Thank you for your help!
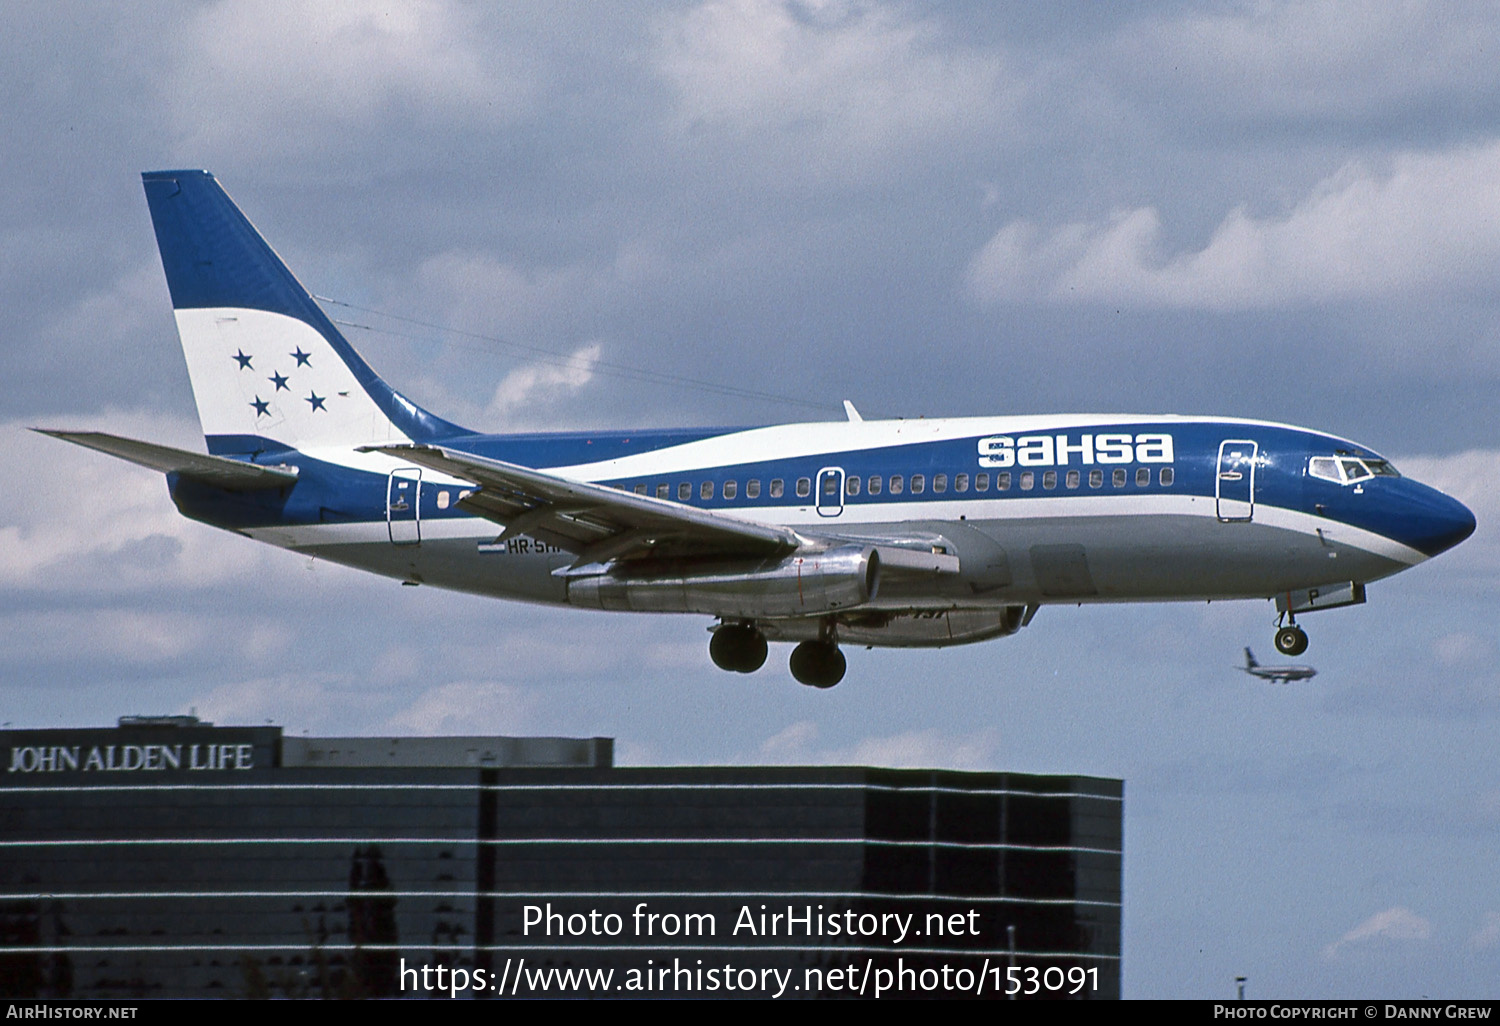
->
[245,492,1425,565]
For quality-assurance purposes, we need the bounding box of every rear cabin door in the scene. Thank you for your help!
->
[1215,440,1257,522]
[387,468,422,544]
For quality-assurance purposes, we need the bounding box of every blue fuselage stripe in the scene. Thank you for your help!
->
[175,420,1473,560]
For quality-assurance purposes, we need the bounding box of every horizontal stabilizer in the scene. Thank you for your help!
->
[36,429,299,491]
[365,443,801,563]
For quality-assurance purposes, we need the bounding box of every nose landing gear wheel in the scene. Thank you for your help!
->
[709,624,768,673]
[1274,625,1309,656]
[789,641,846,688]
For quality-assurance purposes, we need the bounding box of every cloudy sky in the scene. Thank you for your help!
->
[4,0,1499,999]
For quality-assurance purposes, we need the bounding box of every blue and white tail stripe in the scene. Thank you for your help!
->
[142,170,468,454]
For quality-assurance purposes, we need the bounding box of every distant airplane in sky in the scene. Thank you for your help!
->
[39,171,1477,686]
[1239,648,1316,684]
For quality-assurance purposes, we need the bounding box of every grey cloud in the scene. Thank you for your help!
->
[967,143,1500,310]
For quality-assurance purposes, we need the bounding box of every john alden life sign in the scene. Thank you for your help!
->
[3,723,280,781]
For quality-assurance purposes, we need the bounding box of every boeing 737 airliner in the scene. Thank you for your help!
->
[41,171,1477,686]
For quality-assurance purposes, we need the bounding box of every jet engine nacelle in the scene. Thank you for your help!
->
[568,545,880,618]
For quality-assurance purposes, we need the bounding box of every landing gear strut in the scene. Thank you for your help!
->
[709,622,768,673]
[1274,612,1309,657]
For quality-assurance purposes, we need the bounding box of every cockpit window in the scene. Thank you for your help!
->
[1309,454,1400,485]
[1308,457,1341,482]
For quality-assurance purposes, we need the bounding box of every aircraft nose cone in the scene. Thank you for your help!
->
[1405,485,1476,557]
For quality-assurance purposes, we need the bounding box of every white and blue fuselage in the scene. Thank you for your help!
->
[45,172,1475,686]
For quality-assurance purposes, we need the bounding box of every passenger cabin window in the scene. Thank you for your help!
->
[1065,470,1080,489]
[1020,471,1034,491]
[846,476,861,496]
[1042,470,1056,490]
[678,482,691,501]
[976,472,990,491]
[955,473,969,493]
[1136,467,1150,486]
[1089,469,1103,488]
[657,484,670,499]
[1113,468,1127,488]
[890,475,904,495]
[910,474,925,494]
[797,477,812,498]
[867,475,882,495]
[822,476,838,496]
[701,481,714,500]
[933,473,947,493]
[746,479,761,499]
[723,480,737,500]
[996,472,1010,491]
[634,483,647,495]
[770,479,784,498]
[1160,468,1174,487]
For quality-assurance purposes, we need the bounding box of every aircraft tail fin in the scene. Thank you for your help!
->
[141,170,468,457]
[1244,647,1259,668]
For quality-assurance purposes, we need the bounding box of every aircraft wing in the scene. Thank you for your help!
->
[36,429,299,491]
[367,443,802,564]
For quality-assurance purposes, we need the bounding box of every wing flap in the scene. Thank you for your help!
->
[368,443,800,562]
[36,429,299,491]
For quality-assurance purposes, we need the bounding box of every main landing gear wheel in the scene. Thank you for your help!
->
[709,624,768,673]
[789,641,846,688]
[1275,625,1309,657]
